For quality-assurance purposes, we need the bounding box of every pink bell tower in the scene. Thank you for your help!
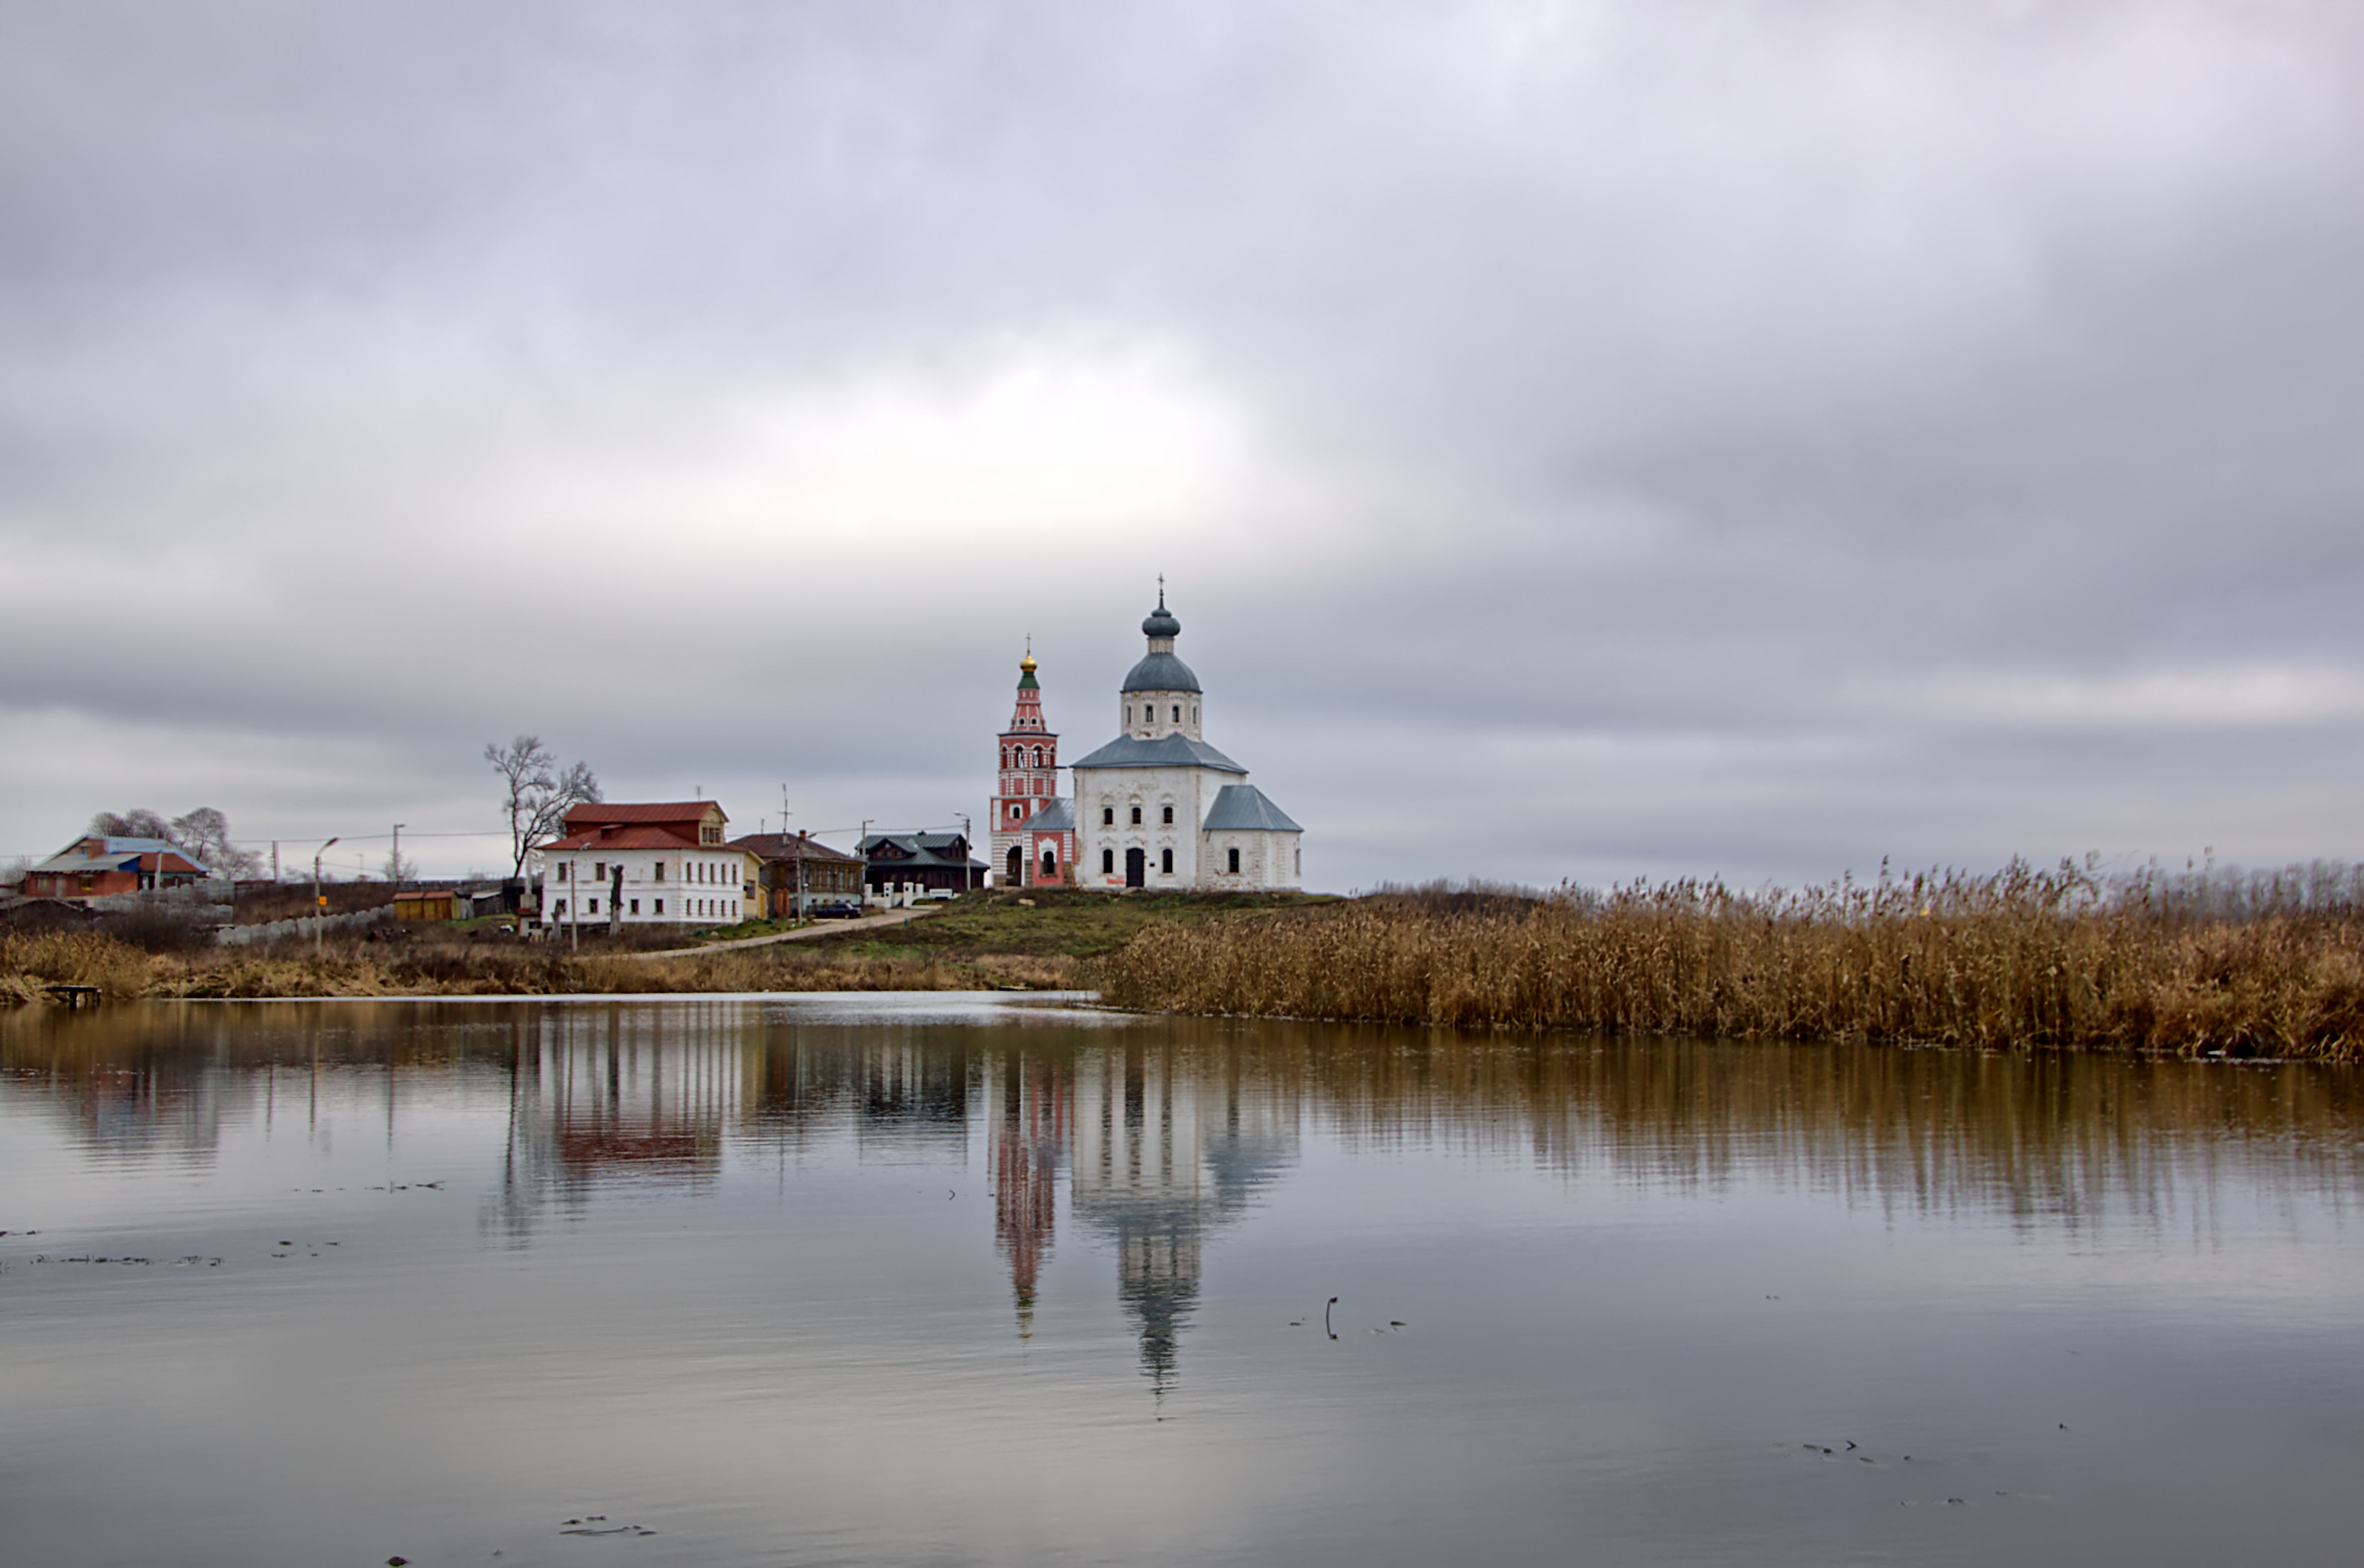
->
[990,645,1063,885]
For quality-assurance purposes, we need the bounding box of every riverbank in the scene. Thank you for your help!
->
[1095,865,2364,1059]
[0,888,1325,1003]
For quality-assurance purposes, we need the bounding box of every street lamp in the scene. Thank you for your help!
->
[313,837,339,957]
[953,813,973,892]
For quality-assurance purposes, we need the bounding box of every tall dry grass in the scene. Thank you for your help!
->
[1097,862,2364,1059]
[0,930,157,1004]
[3,929,1078,1004]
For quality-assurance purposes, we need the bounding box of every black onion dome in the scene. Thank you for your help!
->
[1140,591,1180,639]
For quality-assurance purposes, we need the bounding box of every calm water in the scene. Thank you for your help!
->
[5,997,2363,1566]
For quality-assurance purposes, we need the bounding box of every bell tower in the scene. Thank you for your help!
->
[990,644,1060,885]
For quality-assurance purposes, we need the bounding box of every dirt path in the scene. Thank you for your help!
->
[611,905,937,960]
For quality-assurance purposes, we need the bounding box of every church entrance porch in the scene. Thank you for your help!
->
[1125,847,1146,888]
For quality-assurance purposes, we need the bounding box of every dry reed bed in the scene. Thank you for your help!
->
[1096,864,2364,1059]
[1,930,1076,1002]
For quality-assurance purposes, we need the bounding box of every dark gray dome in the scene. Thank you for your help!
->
[1140,594,1180,639]
[1121,651,1201,693]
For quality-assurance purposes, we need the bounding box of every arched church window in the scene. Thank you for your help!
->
[1101,849,1115,874]
[1172,705,1180,722]
[1161,806,1173,824]
[1130,806,1142,826]
[1032,746,1044,767]
[1102,807,1114,826]
[1228,847,1240,874]
[1041,848,1057,879]
[1160,848,1174,875]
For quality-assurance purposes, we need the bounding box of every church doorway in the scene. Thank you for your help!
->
[1006,847,1023,885]
[1124,847,1145,888]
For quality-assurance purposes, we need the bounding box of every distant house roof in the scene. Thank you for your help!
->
[1068,732,1247,774]
[30,837,213,878]
[535,824,704,853]
[537,800,731,855]
[859,833,987,873]
[1203,784,1302,833]
[563,801,724,827]
[1026,799,1076,833]
[729,833,863,866]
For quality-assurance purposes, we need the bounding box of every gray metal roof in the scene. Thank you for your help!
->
[1068,732,1248,774]
[1202,784,1302,833]
[32,836,214,876]
[1024,798,1076,832]
[857,833,987,872]
[1120,649,1201,693]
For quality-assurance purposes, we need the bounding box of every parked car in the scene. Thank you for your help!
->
[810,901,864,920]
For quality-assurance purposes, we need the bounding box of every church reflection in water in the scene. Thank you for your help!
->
[17,997,2364,1398]
[987,1041,1299,1388]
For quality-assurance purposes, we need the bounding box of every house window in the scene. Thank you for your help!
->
[588,899,600,915]
[1160,848,1174,875]
[1131,806,1142,825]
[1161,806,1173,824]
[629,899,640,915]
[654,861,664,880]
[654,899,664,915]
[1102,807,1114,825]
[555,899,567,916]
[557,863,570,882]
[594,863,605,880]
[1228,847,1240,873]
[1102,849,1115,874]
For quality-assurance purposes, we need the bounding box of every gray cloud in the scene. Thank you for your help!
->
[4,0,2360,887]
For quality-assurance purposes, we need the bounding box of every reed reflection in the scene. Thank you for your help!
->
[9,1000,2364,1391]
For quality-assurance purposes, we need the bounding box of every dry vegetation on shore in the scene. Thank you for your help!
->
[1096,863,2364,1060]
[0,928,1076,1004]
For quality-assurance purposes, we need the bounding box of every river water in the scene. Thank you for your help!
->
[4,995,2361,1566]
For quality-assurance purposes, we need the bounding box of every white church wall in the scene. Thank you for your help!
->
[1201,830,1301,891]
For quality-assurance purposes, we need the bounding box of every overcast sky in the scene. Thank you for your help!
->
[3,0,2359,890]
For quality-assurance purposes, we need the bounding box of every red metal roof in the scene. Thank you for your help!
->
[563,802,725,827]
[534,825,707,853]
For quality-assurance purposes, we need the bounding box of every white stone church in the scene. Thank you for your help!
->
[1061,592,1303,890]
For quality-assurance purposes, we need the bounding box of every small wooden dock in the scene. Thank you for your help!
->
[45,984,101,1009]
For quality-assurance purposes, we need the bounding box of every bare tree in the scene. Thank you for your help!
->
[170,807,262,878]
[381,847,421,884]
[90,808,173,841]
[485,735,602,879]
[87,806,261,877]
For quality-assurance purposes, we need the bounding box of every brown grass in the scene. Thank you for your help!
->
[3,929,1081,1004]
[1096,862,2364,1060]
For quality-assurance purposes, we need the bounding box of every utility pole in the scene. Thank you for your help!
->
[956,813,973,892]
[313,837,339,957]
[790,780,808,922]
[860,818,874,907]
[570,854,581,952]
[391,824,406,897]
[271,841,280,882]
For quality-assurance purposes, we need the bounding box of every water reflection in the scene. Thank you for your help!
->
[8,998,2364,1395]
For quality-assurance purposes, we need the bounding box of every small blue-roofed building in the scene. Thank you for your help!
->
[1069,590,1304,890]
